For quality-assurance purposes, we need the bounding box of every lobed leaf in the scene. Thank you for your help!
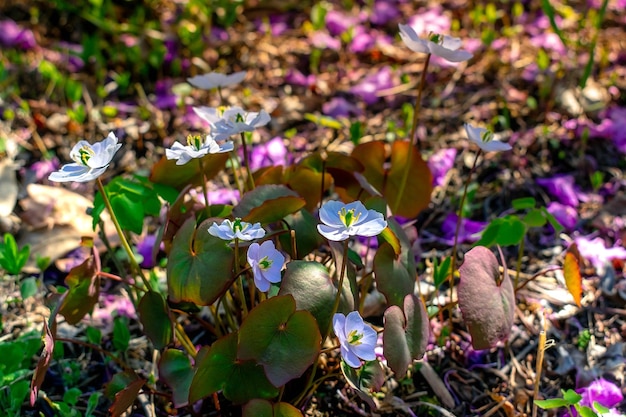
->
[159,349,194,408]
[233,184,306,224]
[457,246,515,350]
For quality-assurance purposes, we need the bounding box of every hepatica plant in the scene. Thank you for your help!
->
[33,21,566,417]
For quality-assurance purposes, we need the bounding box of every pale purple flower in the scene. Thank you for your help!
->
[325,10,357,36]
[249,137,288,171]
[408,7,450,36]
[399,24,472,63]
[333,311,377,368]
[369,0,400,25]
[154,79,178,110]
[192,106,271,141]
[247,240,285,292]
[208,218,266,241]
[48,132,122,183]
[165,135,234,165]
[285,69,316,87]
[441,213,486,245]
[0,19,36,50]
[187,71,246,90]
[536,175,579,207]
[531,32,566,55]
[322,97,362,118]
[317,200,387,241]
[587,107,626,154]
[577,378,623,415]
[349,27,376,53]
[428,148,457,187]
[464,123,512,152]
[137,233,158,269]
[575,236,626,275]
[310,31,341,51]
[29,158,60,182]
[546,202,577,230]
[350,66,394,104]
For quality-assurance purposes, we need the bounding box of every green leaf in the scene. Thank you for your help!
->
[59,255,100,325]
[383,295,429,377]
[138,291,172,350]
[562,389,582,405]
[189,333,279,404]
[238,295,321,387]
[113,316,131,352]
[20,277,38,299]
[541,207,564,232]
[279,261,335,336]
[167,217,234,305]
[340,360,385,410]
[534,398,571,409]
[511,197,536,210]
[159,349,194,408]
[278,210,326,259]
[111,193,144,234]
[373,218,416,307]
[523,208,547,228]
[233,185,306,224]
[433,256,452,289]
[243,399,304,417]
[63,387,82,406]
[85,326,102,345]
[476,216,526,247]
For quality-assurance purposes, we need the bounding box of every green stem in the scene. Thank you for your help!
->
[393,54,431,214]
[197,157,211,217]
[514,237,525,290]
[327,240,350,342]
[449,150,481,302]
[234,238,248,318]
[240,132,255,191]
[229,151,244,196]
[96,178,152,292]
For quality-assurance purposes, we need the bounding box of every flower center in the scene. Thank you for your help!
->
[232,218,246,233]
[259,256,273,270]
[348,329,364,346]
[186,134,203,150]
[481,130,494,143]
[74,145,95,166]
[429,33,443,45]
[339,207,360,228]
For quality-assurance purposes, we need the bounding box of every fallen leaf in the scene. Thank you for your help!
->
[563,244,583,307]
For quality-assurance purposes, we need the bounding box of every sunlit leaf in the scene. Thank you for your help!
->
[563,245,583,307]
[167,217,234,305]
[233,184,306,224]
[159,349,194,408]
[238,295,321,387]
[108,377,145,417]
[189,333,279,404]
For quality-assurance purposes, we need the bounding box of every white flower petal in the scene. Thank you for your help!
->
[187,71,247,89]
[464,123,512,152]
[317,224,350,241]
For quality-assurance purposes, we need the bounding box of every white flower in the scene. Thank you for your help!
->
[187,71,247,90]
[165,134,234,165]
[48,132,122,183]
[398,24,473,63]
[247,240,285,292]
[208,218,266,241]
[333,311,377,368]
[192,106,271,141]
[317,200,387,242]
[464,123,512,152]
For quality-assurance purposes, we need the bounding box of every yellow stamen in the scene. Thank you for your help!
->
[339,207,361,228]
[348,329,363,345]
[259,256,272,270]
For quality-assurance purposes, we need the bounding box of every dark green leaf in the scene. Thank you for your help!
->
[138,291,172,350]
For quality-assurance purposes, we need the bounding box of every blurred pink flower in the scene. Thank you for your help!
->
[325,10,357,36]
[531,32,566,55]
[546,202,578,230]
[536,175,580,207]
[428,148,457,187]
[576,378,623,416]
[322,97,362,118]
[407,7,450,35]
[285,69,316,87]
[575,236,626,274]
[350,66,394,104]
[310,31,341,50]
[249,137,289,171]
[0,19,36,50]
[369,0,400,25]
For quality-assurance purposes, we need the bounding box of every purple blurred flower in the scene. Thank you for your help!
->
[285,69,316,87]
[255,14,291,36]
[546,202,577,230]
[310,31,341,51]
[0,19,36,50]
[575,236,626,274]
[154,80,178,110]
[325,10,357,36]
[210,27,230,42]
[93,294,136,324]
[350,66,394,104]
[576,378,623,415]
[30,158,60,182]
[587,107,626,153]
[428,148,457,187]
[536,175,580,207]
[441,213,486,245]
[531,32,566,55]
[349,27,376,53]
[164,38,178,64]
[137,233,158,269]
[322,97,362,118]
[408,7,451,35]
[370,0,400,25]
[249,137,288,171]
